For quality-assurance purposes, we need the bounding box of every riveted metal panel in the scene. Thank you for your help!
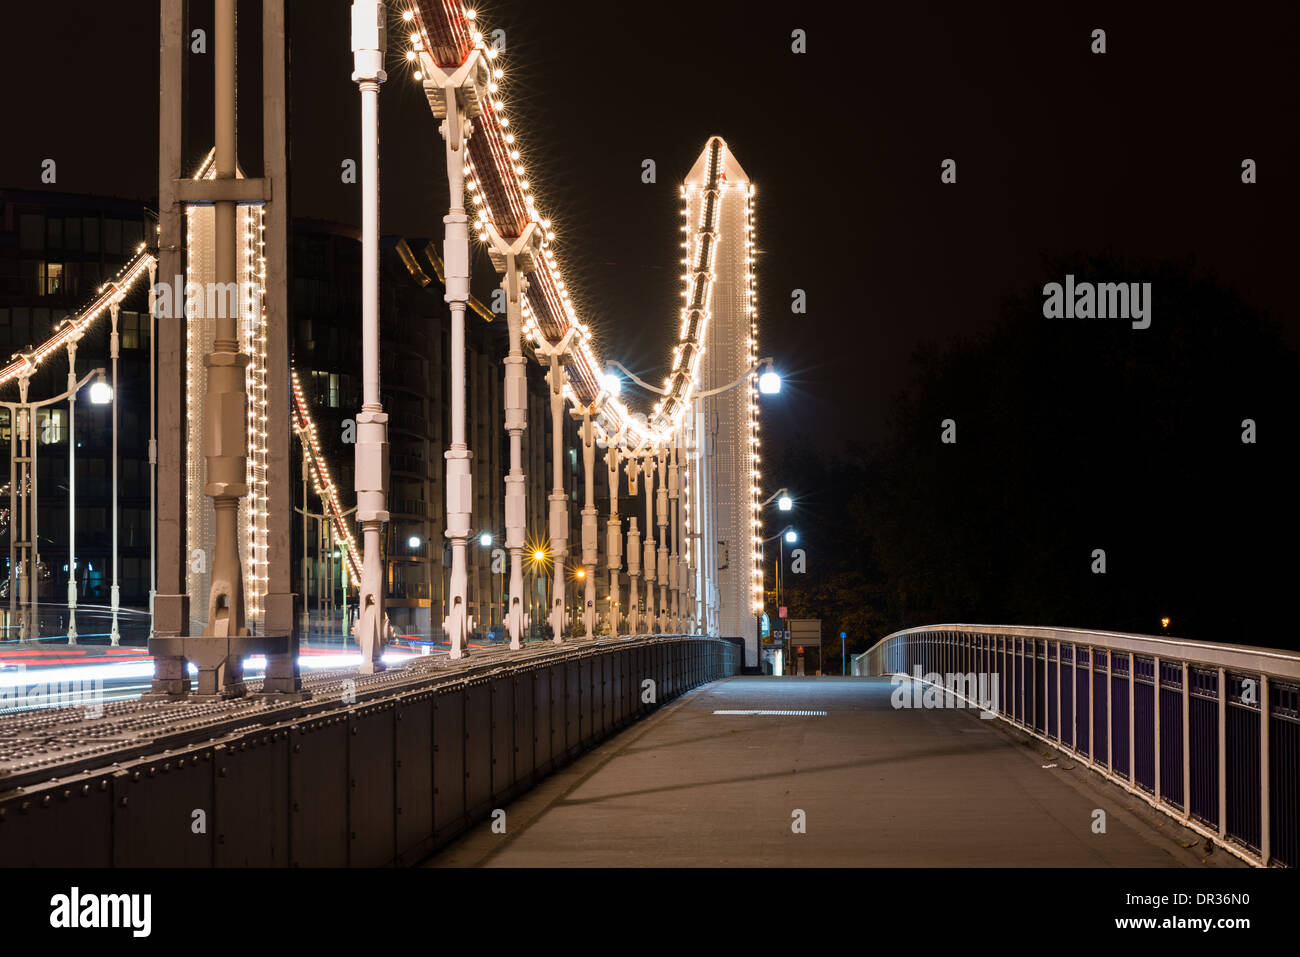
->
[0,773,113,867]
[613,649,626,726]
[394,695,434,866]
[579,658,593,747]
[533,667,553,775]
[433,687,465,840]
[348,706,396,867]
[549,665,564,766]
[513,673,535,787]
[215,735,289,867]
[491,677,515,801]
[111,749,215,867]
[600,654,613,734]
[289,719,349,867]
[464,684,492,818]
[565,660,581,757]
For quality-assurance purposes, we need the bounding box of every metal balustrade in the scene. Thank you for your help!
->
[855,624,1300,867]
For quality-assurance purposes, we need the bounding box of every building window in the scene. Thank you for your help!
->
[41,262,64,296]
[19,214,43,251]
[82,216,100,253]
[311,370,340,407]
[103,218,122,256]
[121,311,148,349]
[36,409,65,445]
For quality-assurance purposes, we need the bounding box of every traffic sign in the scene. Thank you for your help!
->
[789,619,821,648]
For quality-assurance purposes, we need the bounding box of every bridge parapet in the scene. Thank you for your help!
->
[856,624,1300,868]
[0,635,738,867]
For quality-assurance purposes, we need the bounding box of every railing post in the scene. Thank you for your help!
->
[1030,638,1037,730]
[1106,647,1113,774]
[1087,645,1095,768]
[1181,661,1191,821]
[1128,652,1136,786]
[1217,666,1227,840]
[1261,673,1270,866]
[1042,637,1048,732]
[1154,655,1161,804]
[1016,637,1023,726]
[1071,642,1078,750]
[1056,639,1062,742]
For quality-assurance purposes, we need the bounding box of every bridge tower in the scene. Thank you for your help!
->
[682,138,762,667]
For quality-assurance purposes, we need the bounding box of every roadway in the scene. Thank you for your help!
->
[429,676,1243,867]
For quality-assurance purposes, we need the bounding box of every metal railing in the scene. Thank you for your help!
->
[857,624,1300,868]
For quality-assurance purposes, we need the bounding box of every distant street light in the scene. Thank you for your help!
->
[758,369,781,395]
[408,535,421,549]
[784,529,797,544]
[601,370,622,396]
[479,531,493,547]
[778,494,792,511]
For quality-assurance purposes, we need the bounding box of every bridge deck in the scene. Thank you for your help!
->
[430,676,1242,867]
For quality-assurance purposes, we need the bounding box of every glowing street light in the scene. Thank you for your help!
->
[778,494,792,511]
[784,528,797,544]
[601,370,622,396]
[408,535,421,549]
[88,375,113,405]
[479,531,493,547]
[758,369,781,395]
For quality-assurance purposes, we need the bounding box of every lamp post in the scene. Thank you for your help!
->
[108,302,121,645]
[760,524,796,660]
[2,366,109,644]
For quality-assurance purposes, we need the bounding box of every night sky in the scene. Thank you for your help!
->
[2,0,1297,457]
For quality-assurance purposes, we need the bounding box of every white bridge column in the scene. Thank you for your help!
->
[669,436,682,633]
[206,0,250,680]
[605,444,622,634]
[545,356,568,643]
[351,0,390,672]
[420,46,489,660]
[656,451,669,633]
[625,457,641,634]
[577,413,598,639]
[485,224,540,651]
[642,456,657,632]
[66,339,80,645]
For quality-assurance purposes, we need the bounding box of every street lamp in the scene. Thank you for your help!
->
[761,487,792,511]
[89,376,112,405]
[478,531,497,631]
[600,369,622,397]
